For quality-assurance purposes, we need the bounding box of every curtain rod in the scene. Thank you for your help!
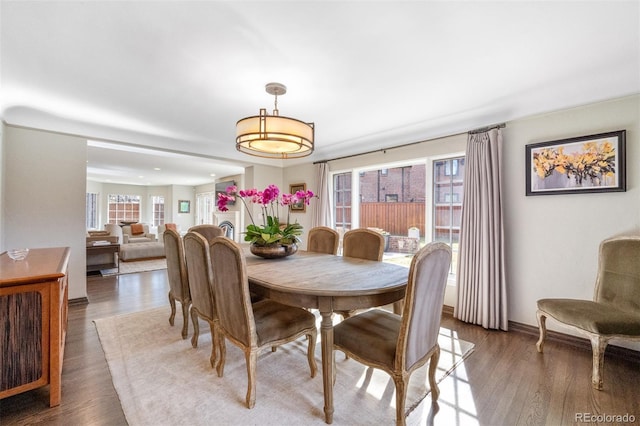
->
[313,122,506,164]
[468,123,506,134]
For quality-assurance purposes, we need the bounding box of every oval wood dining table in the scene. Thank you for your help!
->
[245,250,409,424]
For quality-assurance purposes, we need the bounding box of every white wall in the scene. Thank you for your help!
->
[503,95,639,338]
[3,126,88,299]
[0,123,5,249]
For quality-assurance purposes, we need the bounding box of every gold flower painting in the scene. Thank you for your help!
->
[526,131,626,195]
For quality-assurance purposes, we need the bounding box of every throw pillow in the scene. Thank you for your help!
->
[165,223,177,231]
[131,223,144,235]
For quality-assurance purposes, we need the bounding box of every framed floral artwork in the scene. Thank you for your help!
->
[289,183,306,212]
[525,130,626,196]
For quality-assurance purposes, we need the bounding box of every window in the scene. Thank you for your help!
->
[333,172,352,231]
[151,196,165,226]
[108,194,140,224]
[86,192,99,229]
[359,164,426,255]
[433,156,465,274]
[196,192,216,225]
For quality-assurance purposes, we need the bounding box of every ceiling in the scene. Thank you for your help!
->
[2,1,639,186]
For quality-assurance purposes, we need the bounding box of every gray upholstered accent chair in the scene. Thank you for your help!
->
[342,228,384,261]
[209,237,318,409]
[183,231,218,368]
[163,229,191,339]
[536,235,640,390]
[333,242,452,426]
[188,224,225,243]
[307,226,340,255]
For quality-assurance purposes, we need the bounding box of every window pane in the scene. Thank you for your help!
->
[433,156,465,276]
[86,192,98,229]
[108,194,141,224]
[333,172,352,231]
[152,196,165,226]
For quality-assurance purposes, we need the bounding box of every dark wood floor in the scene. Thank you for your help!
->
[1,271,638,425]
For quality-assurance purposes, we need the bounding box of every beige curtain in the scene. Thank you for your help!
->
[312,162,332,227]
[454,128,508,330]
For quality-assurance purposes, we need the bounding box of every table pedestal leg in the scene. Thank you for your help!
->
[320,310,334,424]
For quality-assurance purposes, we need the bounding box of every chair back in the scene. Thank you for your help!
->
[210,237,255,347]
[595,236,640,315]
[183,232,215,321]
[343,228,384,261]
[399,241,451,370]
[163,228,189,302]
[308,226,340,255]
[188,224,225,243]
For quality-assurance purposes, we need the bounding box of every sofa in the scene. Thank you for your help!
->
[122,224,156,244]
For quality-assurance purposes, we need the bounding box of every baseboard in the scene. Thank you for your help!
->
[508,320,640,363]
[441,306,640,363]
[69,297,89,306]
[442,304,454,316]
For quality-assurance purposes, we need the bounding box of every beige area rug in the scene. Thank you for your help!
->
[100,258,167,276]
[95,307,474,425]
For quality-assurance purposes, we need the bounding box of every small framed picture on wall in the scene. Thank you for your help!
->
[289,183,306,212]
[178,200,190,214]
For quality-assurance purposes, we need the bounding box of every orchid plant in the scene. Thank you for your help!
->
[217,184,315,246]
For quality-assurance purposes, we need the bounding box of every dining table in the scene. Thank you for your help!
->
[245,250,409,424]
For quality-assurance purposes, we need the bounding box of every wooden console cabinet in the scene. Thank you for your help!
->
[0,247,70,407]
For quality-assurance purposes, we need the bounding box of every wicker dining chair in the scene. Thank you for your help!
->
[188,224,225,243]
[307,226,340,255]
[183,231,218,368]
[163,228,191,339]
[333,242,452,426]
[209,237,318,409]
[338,228,385,320]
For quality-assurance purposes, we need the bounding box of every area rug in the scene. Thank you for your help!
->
[100,258,167,276]
[95,307,474,425]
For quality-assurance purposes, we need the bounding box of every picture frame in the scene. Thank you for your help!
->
[289,183,306,212]
[525,130,626,196]
[178,200,191,214]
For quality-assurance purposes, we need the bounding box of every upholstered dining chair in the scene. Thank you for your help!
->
[163,228,191,339]
[333,242,452,426]
[536,235,640,390]
[183,231,218,368]
[209,236,318,409]
[307,226,340,255]
[188,224,225,243]
[342,228,384,261]
[339,228,386,320]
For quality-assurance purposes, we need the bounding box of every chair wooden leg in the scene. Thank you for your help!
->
[216,334,226,378]
[180,302,189,339]
[190,309,200,348]
[245,350,258,409]
[536,310,547,353]
[307,331,318,378]
[590,335,609,390]
[428,345,440,401]
[393,374,408,426]
[208,321,217,368]
[168,293,176,326]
